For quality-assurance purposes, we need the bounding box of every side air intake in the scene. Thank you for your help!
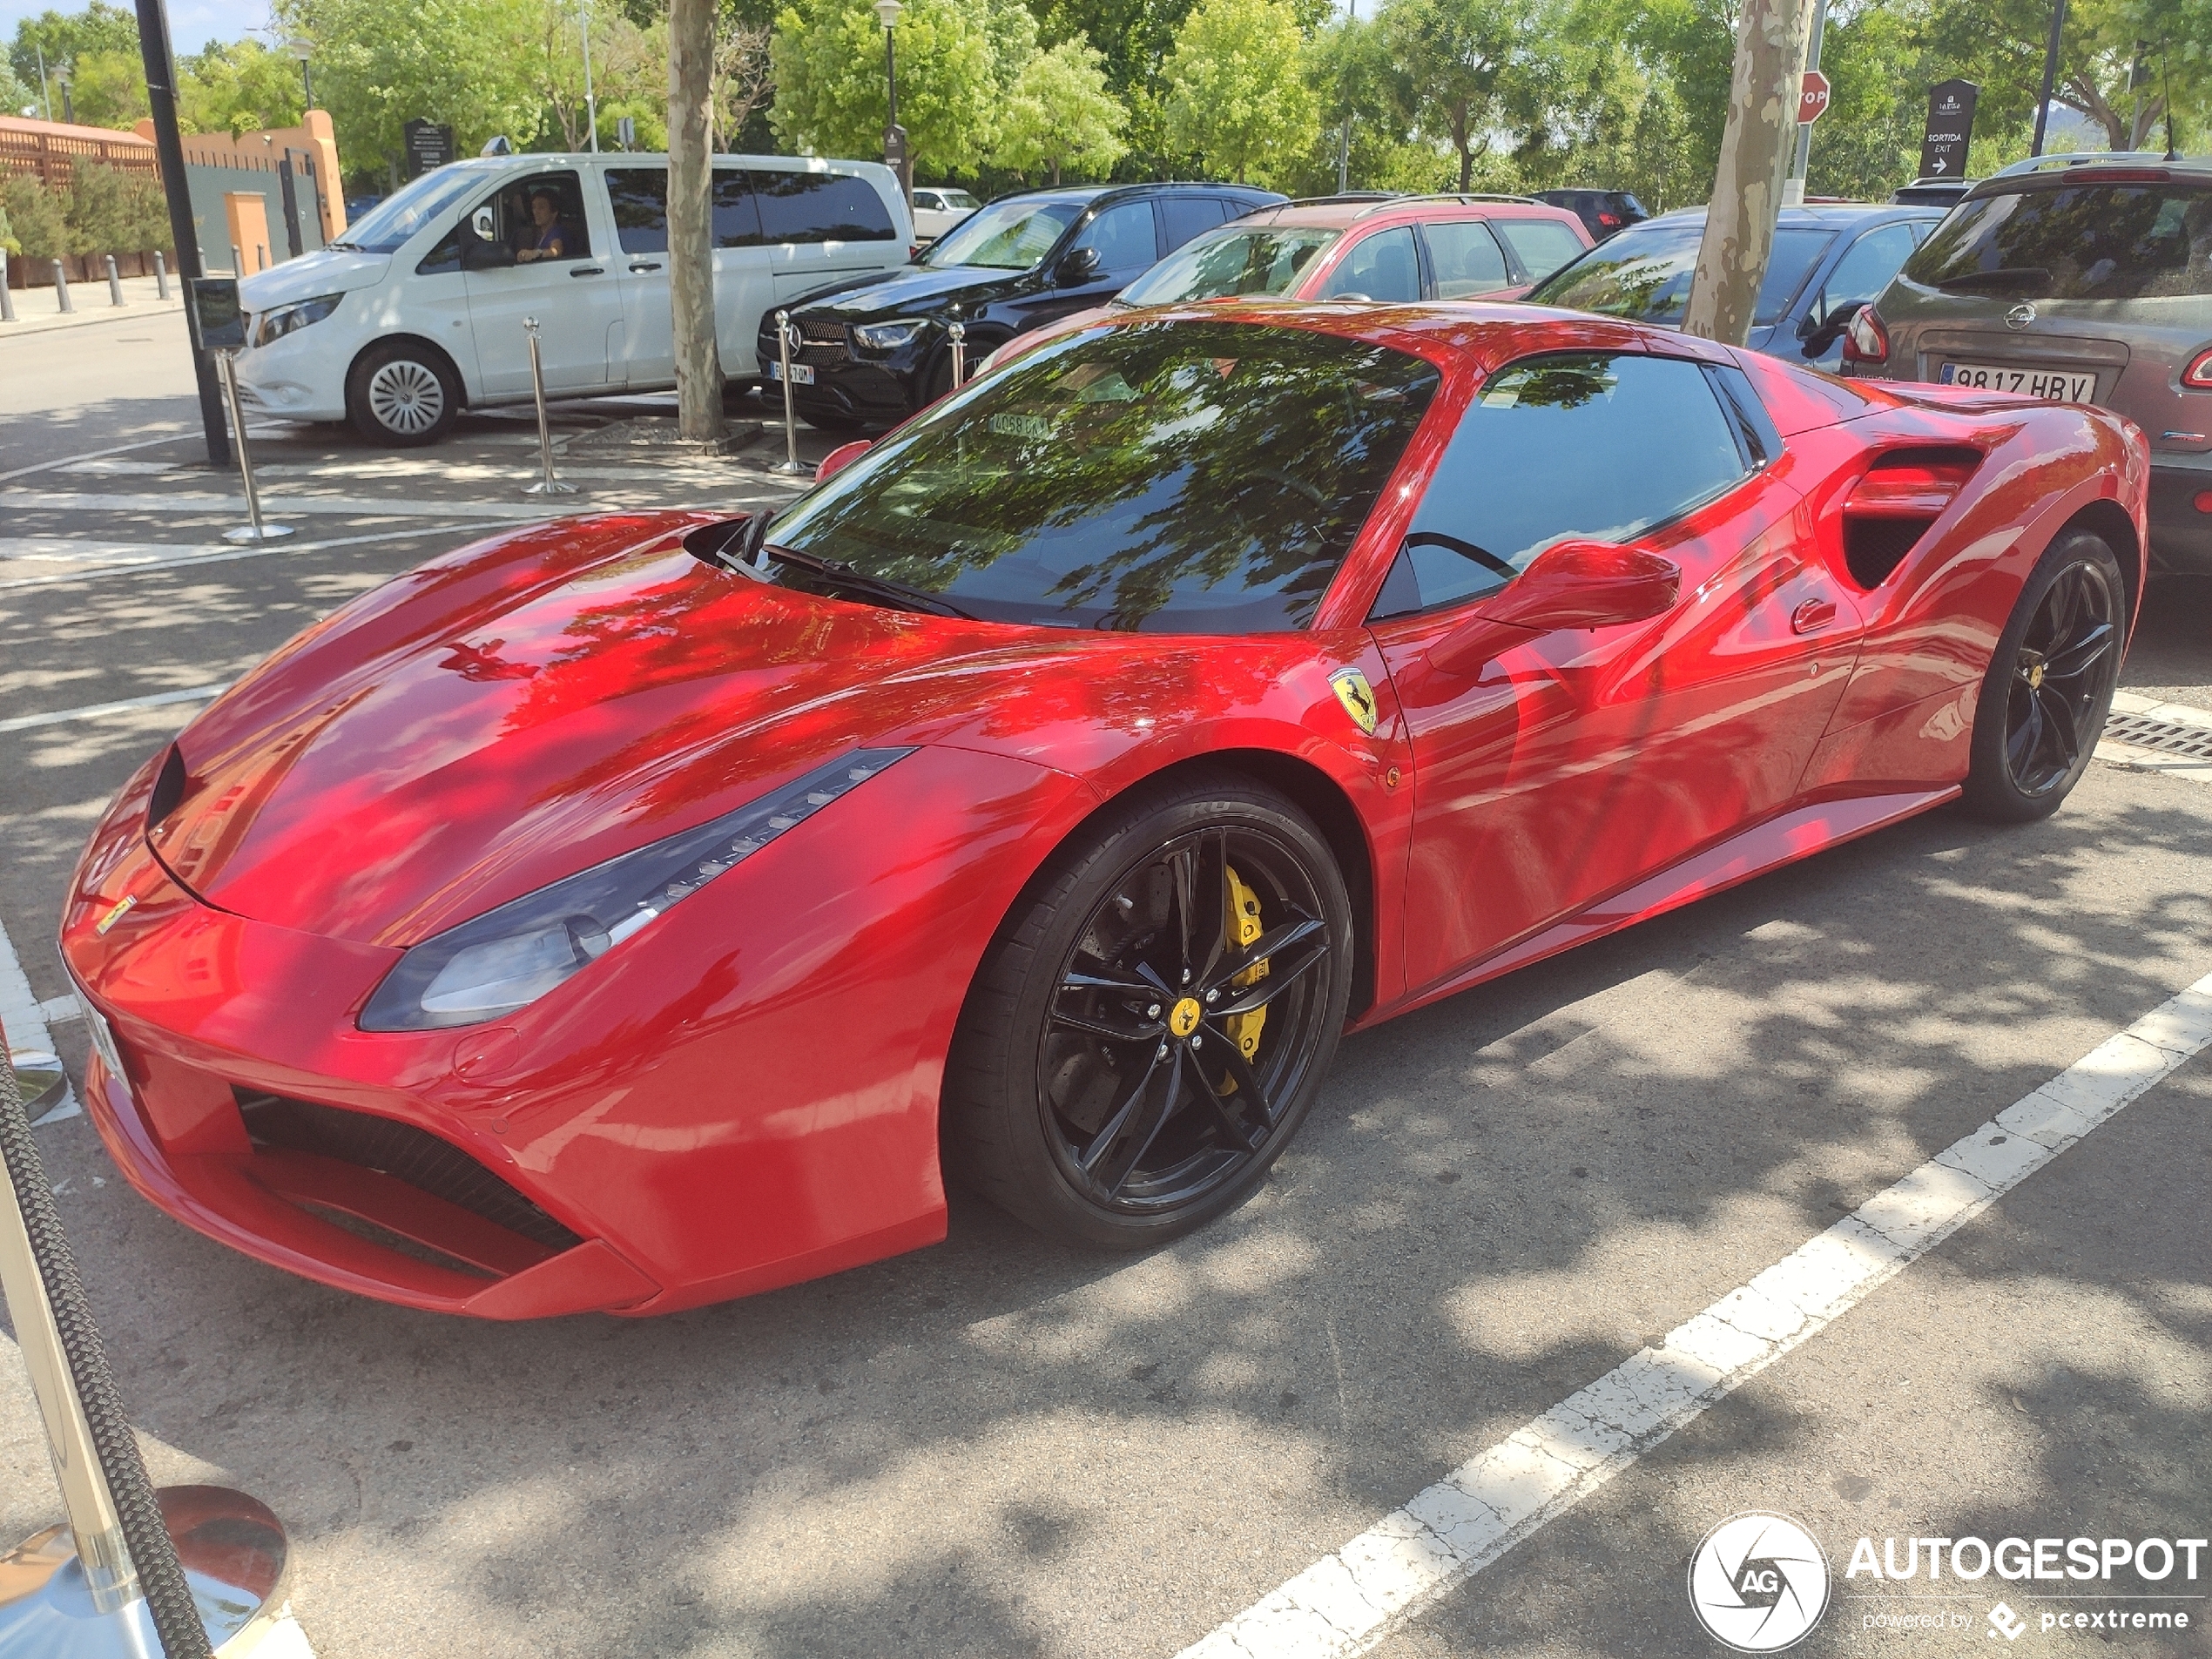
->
[1841,446,1982,590]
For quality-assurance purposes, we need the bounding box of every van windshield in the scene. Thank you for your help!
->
[331,167,489,254]
[1905,180,2212,300]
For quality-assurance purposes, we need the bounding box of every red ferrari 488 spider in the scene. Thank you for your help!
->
[62,303,2146,1318]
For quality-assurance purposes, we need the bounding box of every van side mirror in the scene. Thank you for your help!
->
[1055,246,1102,287]
[1428,540,1679,677]
[817,439,871,482]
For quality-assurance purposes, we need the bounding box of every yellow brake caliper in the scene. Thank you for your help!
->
[1217,866,1267,1094]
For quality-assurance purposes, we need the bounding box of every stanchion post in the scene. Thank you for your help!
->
[948,320,966,390]
[520,316,577,498]
[0,1016,291,1656]
[154,251,170,300]
[106,254,125,307]
[229,243,242,277]
[53,260,72,313]
[0,250,15,323]
[215,350,294,543]
[769,310,809,477]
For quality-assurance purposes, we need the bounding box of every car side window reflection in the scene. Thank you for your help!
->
[1372,352,1748,619]
[1318,226,1420,302]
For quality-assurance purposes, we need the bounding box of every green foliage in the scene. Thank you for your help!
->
[62,46,147,125]
[0,203,16,255]
[1383,0,1568,191]
[8,2,138,91]
[273,0,548,167]
[0,53,37,117]
[1161,0,1318,185]
[179,39,309,137]
[992,37,1127,182]
[770,0,1001,173]
[0,173,71,258]
[62,158,168,250]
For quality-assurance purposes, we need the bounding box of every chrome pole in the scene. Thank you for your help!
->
[521,316,577,497]
[947,320,966,390]
[769,310,809,476]
[216,351,294,543]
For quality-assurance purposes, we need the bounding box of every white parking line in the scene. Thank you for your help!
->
[0,431,194,486]
[1180,974,2212,1659]
[0,524,475,591]
[0,684,229,735]
[0,916,76,1124]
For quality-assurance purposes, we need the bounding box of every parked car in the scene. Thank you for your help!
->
[759,181,1283,428]
[1844,152,2212,575]
[1532,189,1650,241]
[233,151,914,445]
[1892,177,1978,207]
[911,185,981,241]
[1527,202,1946,369]
[64,300,2144,1315]
[981,192,1595,373]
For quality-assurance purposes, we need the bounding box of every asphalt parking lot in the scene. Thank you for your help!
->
[3,308,2210,1659]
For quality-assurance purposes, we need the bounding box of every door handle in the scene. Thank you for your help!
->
[628,260,663,273]
[570,266,604,278]
[1791,597,1838,634]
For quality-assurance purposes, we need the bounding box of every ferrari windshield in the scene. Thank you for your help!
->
[762,320,1441,631]
[922,197,1087,270]
[1118,226,1342,306]
[1530,220,1835,327]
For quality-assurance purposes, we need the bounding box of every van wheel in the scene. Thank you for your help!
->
[347,343,459,446]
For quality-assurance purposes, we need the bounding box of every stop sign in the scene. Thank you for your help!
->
[1799,70,1831,124]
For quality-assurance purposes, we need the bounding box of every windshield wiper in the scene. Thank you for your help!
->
[326,239,362,252]
[766,543,978,620]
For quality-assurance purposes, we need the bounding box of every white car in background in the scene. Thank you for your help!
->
[233,152,913,445]
[911,186,982,243]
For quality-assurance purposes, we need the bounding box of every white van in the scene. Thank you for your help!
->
[233,152,914,445]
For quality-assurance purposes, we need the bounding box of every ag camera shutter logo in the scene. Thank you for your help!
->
[1689,1513,1832,1651]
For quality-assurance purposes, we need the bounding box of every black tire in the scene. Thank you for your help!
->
[346,341,460,446]
[943,772,1353,1249]
[1960,527,2126,823]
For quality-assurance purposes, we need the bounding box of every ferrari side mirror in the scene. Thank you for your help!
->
[817,439,872,483]
[1428,540,1680,677]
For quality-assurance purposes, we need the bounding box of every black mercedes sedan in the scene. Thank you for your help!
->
[757,181,1285,430]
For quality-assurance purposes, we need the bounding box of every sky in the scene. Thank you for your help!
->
[1,0,273,62]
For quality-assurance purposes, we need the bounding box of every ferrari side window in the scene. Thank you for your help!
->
[1377,352,1746,617]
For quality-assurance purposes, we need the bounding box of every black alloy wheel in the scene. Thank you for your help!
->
[1963,529,2126,822]
[945,775,1352,1248]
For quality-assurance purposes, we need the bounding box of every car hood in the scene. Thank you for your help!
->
[239,247,393,308]
[141,514,1102,948]
[797,262,1028,320]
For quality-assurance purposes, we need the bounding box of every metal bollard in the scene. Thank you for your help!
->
[106,254,124,307]
[948,320,966,390]
[0,249,15,324]
[768,310,809,477]
[520,317,576,497]
[214,351,294,543]
[153,251,169,300]
[52,260,72,313]
[230,244,243,277]
[0,1017,292,1657]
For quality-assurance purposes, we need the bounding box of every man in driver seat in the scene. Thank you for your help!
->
[516,188,570,263]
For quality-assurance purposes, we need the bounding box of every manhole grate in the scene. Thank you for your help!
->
[2103,712,2212,760]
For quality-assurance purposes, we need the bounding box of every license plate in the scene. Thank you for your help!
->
[81,1001,128,1096]
[768,361,815,386]
[1939,361,2097,401]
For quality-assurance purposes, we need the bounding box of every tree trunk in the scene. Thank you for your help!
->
[1682,0,1815,346]
[1051,158,1062,185]
[669,0,725,445]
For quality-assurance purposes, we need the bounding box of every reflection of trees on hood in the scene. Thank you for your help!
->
[776,320,1440,631]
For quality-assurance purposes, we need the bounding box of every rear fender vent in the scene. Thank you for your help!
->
[234,1090,583,1253]
[147,743,188,828]
[1841,446,1983,590]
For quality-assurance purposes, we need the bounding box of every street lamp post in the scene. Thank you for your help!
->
[54,64,73,125]
[874,0,910,214]
[287,37,313,109]
[581,0,600,152]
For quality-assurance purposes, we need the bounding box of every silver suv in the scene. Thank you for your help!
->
[1844,153,2212,574]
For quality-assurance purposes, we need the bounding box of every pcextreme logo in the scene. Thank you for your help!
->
[1689,1513,1832,1652]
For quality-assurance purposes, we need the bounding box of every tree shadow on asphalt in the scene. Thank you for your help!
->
[3,778,2209,1658]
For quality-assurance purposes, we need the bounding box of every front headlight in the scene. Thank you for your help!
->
[850,318,927,354]
[359,747,914,1031]
[253,293,342,347]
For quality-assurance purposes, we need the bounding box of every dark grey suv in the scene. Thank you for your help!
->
[1844,153,2212,573]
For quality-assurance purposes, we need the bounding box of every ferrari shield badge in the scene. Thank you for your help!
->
[1329,668,1379,736]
